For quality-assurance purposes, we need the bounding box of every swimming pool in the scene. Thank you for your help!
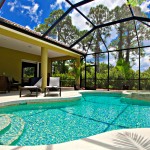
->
[0,92,150,146]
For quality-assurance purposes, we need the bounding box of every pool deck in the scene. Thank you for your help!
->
[0,87,80,103]
[0,89,150,150]
[0,88,83,107]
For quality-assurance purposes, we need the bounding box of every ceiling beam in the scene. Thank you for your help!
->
[51,56,75,61]
[66,0,95,27]
[139,21,150,27]
[98,29,109,52]
[72,0,94,8]
[42,7,72,37]
[71,17,134,48]
[70,27,95,48]
[70,16,150,48]
[127,0,134,16]
[86,45,150,55]
[134,16,150,22]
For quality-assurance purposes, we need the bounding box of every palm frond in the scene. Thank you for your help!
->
[113,131,150,150]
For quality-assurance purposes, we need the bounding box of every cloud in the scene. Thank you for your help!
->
[21,5,30,10]
[32,3,39,13]
[105,26,118,50]
[22,2,42,24]
[84,51,117,67]
[50,4,56,10]
[51,0,126,31]
[77,0,126,16]
[25,25,31,29]
[39,10,43,16]
[22,1,42,24]
[69,0,82,3]
[69,10,91,31]
[143,40,150,46]
[7,0,43,24]
[130,47,150,71]
[86,54,94,62]
[133,55,149,72]
[109,52,117,66]
[140,47,150,72]
[50,0,70,9]
[140,0,150,13]
[7,0,18,12]
[140,56,150,72]
[74,0,125,30]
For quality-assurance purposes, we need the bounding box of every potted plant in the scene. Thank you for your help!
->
[116,58,131,90]
[70,59,82,90]
[74,61,81,90]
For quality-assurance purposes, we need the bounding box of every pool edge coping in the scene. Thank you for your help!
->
[0,93,82,107]
[0,128,150,150]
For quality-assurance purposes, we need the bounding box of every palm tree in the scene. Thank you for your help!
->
[35,9,79,45]
[86,5,111,72]
[109,4,148,64]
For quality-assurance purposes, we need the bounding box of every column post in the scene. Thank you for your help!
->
[41,47,48,91]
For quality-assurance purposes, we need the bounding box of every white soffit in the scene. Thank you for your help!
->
[0,35,67,58]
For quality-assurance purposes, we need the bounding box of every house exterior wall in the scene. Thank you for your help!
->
[0,46,41,82]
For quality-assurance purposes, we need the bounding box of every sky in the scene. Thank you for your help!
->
[0,0,150,30]
[0,0,150,71]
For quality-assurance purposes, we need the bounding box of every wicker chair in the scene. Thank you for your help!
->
[0,76,10,93]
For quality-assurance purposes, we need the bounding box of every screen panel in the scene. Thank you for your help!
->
[46,8,92,47]
[96,53,108,89]
[136,21,150,47]
[140,47,150,90]
[77,0,131,26]
[107,20,138,51]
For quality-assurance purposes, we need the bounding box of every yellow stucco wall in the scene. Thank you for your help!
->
[0,47,41,82]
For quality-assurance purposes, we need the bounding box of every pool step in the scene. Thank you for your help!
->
[0,114,25,145]
[0,114,11,134]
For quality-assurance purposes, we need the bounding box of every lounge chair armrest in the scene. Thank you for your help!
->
[24,86,38,88]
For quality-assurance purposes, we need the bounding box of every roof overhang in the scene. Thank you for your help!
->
[0,19,86,59]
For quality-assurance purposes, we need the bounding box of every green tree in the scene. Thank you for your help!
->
[77,30,93,52]
[86,5,111,72]
[35,9,65,39]
[110,4,148,64]
[35,9,79,45]
[52,60,69,74]
[110,4,131,60]
[116,58,131,81]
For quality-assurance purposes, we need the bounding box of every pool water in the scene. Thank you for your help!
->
[0,93,150,146]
